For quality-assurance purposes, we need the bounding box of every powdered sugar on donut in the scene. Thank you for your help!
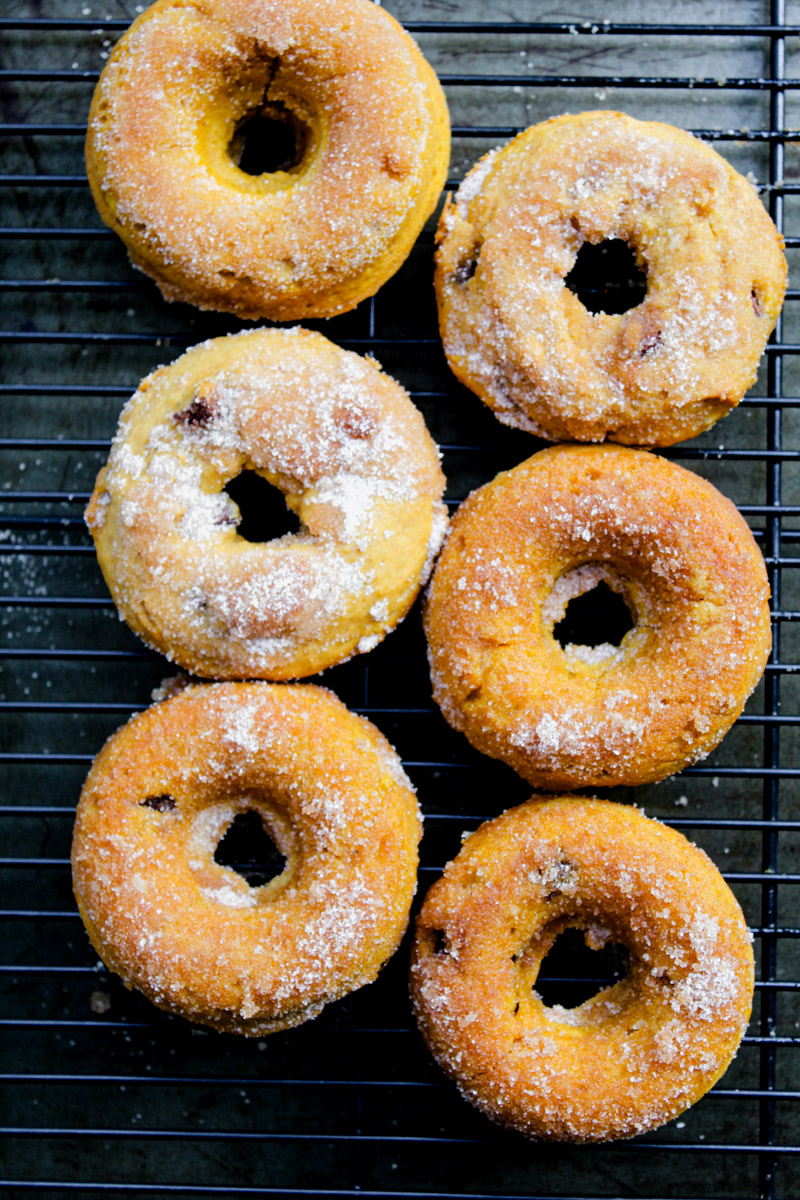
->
[435,111,786,445]
[86,0,449,321]
[86,329,446,679]
[410,798,754,1143]
[72,682,423,1036]
[424,445,771,790]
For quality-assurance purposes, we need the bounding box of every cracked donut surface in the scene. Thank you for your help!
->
[411,797,754,1142]
[423,444,771,790]
[435,110,786,445]
[72,681,422,1035]
[86,0,450,320]
[86,328,447,680]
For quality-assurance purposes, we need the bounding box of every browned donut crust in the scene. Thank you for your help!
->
[435,111,786,446]
[411,797,754,1143]
[72,682,422,1035]
[85,328,447,681]
[424,445,771,790]
[86,0,450,321]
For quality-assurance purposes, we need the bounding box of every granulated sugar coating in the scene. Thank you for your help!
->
[435,111,786,446]
[86,328,447,679]
[423,444,771,790]
[410,797,754,1143]
[85,0,450,320]
[72,681,422,1035]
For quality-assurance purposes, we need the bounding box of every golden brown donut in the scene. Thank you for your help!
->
[86,0,450,321]
[85,328,447,680]
[424,444,771,790]
[411,796,754,1143]
[72,681,422,1035]
[435,111,786,445]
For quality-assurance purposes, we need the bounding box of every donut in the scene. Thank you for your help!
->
[85,328,447,680]
[411,796,754,1143]
[86,0,450,321]
[72,681,422,1035]
[424,444,771,790]
[435,111,786,446]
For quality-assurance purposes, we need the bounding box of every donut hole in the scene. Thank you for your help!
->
[223,471,300,543]
[565,239,647,315]
[229,100,309,177]
[213,809,286,888]
[553,580,634,653]
[535,926,629,1010]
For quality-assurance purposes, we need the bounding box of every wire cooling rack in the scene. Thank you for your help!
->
[2,2,800,1197]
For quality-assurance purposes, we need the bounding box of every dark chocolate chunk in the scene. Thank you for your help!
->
[174,395,216,428]
[453,255,478,285]
[140,794,176,812]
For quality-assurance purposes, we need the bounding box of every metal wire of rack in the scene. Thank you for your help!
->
[1,2,800,1198]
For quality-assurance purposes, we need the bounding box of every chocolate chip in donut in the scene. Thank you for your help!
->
[140,793,176,812]
[174,395,218,429]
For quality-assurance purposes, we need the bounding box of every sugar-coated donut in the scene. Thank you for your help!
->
[86,328,447,680]
[411,797,754,1143]
[435,111,786,445]
[72,681,422,1035]
[424,444,771,790]
[86,0,450,321]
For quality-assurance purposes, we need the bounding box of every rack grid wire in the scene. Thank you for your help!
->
[2,2,800,1198]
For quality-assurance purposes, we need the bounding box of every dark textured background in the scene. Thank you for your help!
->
[1,2,799,1197]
